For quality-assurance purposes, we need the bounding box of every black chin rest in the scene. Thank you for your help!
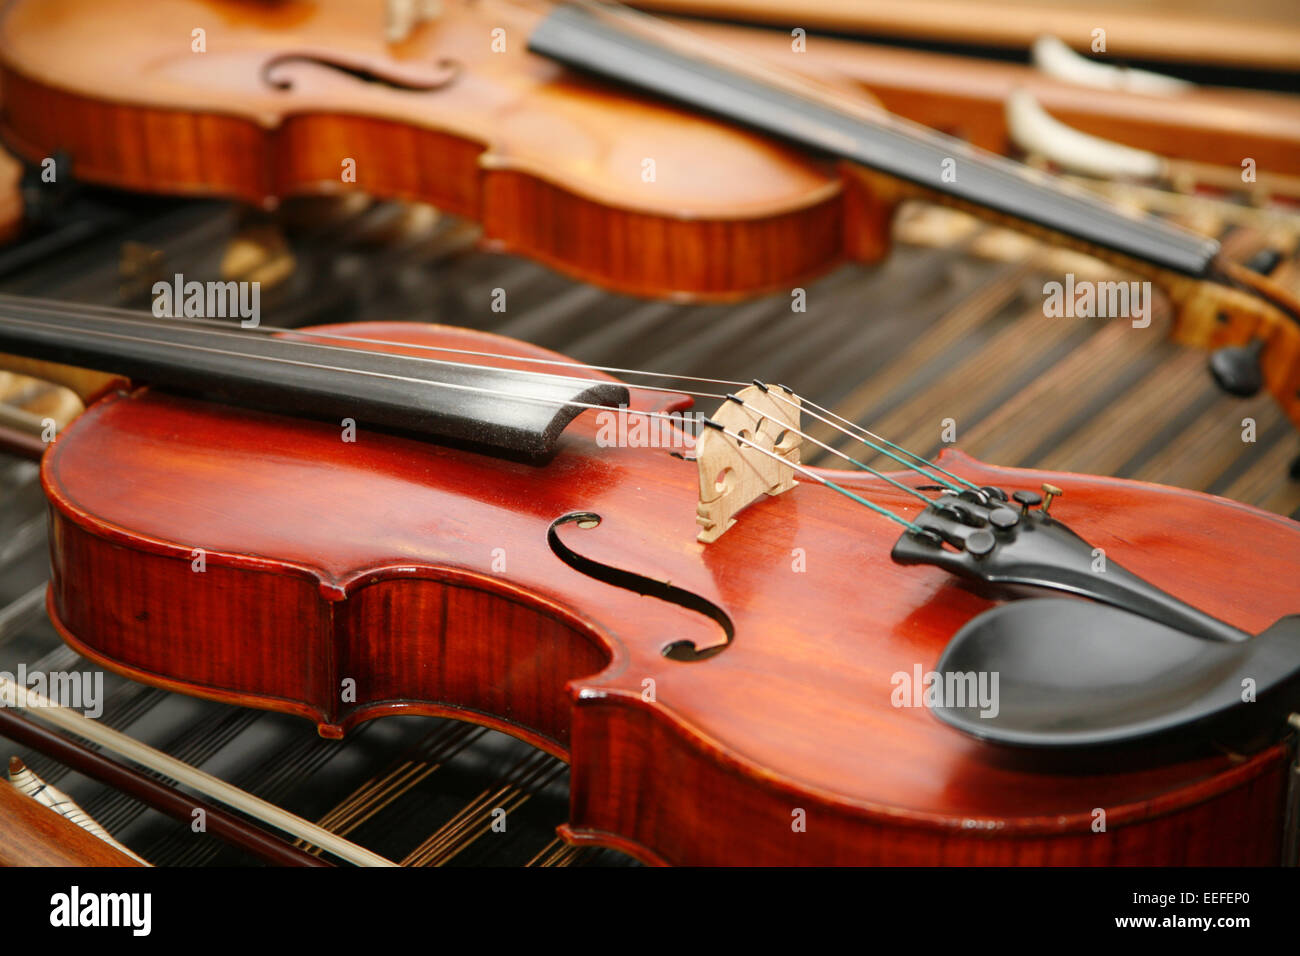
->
[933,598,1300,749]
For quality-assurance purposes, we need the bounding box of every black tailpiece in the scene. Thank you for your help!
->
[891,484,1300,748]
[891,486,1247,643]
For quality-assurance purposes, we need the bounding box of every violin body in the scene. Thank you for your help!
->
[41,322,1299,865]
[0,0,895,299]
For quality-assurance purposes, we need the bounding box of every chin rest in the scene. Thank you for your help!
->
[933,598,1300,749]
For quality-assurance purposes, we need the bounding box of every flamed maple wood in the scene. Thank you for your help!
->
[38,322,1300,865]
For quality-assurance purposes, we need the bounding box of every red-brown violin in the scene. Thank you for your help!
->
[1,296,1298,866]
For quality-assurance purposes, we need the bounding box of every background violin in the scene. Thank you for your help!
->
[1,0,872,299]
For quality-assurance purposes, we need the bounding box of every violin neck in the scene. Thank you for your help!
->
[0,299,629,455]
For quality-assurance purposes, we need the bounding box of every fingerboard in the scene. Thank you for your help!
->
[0,300,629,456]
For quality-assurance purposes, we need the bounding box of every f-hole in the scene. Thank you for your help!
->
[262,52,462,92]
[547,512,734,662]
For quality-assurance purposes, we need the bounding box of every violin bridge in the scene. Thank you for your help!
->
[695,385,800,544]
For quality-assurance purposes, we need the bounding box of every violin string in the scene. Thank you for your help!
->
[0,294,747,388]
[0,307,937,527]
[592,387,937,508]
[806,398,981,491]
[705,419,925,532]
[4,290,965,487]
[725,393,935,505]
[0,306,942,523]
[761,388,980,492]
[0,309,585,397]
[0,294,961,485]
[0,310,787,444]
[0,296,733,404]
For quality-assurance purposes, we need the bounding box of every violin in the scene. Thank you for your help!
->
[4,0,1300,438]
[1,0,873,299]
[3,296,1298,865]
